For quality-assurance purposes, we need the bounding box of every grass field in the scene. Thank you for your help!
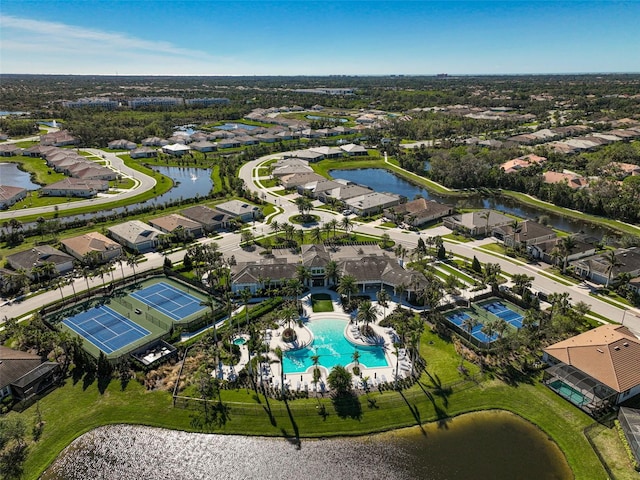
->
[311,293,334,312]
[12,325,612,480]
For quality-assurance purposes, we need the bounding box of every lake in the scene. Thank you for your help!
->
[0,162,40,190]
[41,411,571,480]
[329,168,607,238]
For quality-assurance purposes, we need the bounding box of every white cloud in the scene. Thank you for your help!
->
[0,14,254,75]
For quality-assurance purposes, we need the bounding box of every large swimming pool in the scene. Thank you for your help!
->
[283,318,388,373]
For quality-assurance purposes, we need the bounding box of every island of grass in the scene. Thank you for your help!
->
[311,293,334,312]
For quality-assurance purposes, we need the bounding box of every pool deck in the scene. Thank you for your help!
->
[215,289,413,392]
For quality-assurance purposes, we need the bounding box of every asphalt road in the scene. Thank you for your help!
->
[3,150,640,337]
[0,148,156,220]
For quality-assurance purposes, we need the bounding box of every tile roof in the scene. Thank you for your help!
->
[544,324,640,392]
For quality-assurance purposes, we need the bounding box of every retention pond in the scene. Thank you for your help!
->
[42,411,571,480]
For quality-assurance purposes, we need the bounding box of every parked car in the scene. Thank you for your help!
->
[342,209,353,216]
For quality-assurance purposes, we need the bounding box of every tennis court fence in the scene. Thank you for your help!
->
[145,312,172,331]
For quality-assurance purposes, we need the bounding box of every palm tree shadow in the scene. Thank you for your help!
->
[422,371,452,408]
[398,391,426,436]
[416,379,451,429]
[262,392,277,427]
[280,399,301,450]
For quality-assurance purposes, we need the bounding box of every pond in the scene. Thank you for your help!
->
[42,411,572,480]
[17,166,214,230]
[215,123,259,131]
[0,162,40,190]
[329,168,607,238]
[306,115,349,123]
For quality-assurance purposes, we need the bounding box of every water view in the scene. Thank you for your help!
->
[0,162,41,190]
[306,115,348,123]
[215,123,259,131]
[283,318,388,373]
[329,168,606,238]
[42,411,572,480]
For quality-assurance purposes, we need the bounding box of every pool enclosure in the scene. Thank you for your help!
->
[543,363,617,415]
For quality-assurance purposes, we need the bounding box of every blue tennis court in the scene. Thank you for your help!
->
[63,305,150,354]
[130,282,206,321]
[446,311,499,343]
[482,301,524,328]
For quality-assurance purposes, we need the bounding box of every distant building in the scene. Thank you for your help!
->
[128,97,183,109]
[0,185,27,208]
[62,97,118,109]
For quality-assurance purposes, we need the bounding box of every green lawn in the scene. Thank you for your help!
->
[437,262,477,285]
[7,194,81,211]
[3,155,66,185]
[442,233,472,243]
[311,293,334,312]
[13,348,608,480]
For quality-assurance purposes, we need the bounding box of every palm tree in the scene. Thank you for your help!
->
[479,210,491,236]
[376,288,390,320]
[462,316,479,342]
[352,350,360,369]
[604,250,623,288]
[295,196,313,221]
[340,216,353,236]
[324,260,340,287]
[126,254,140,284]
[200,297,219,342]
[559,236,577,274]
[238,287,252,329]
[508,220,521,251]
[337,274,357,305]
[311,353,321,395]
[511,273,534,296]
[327,218,338,239]
[481,318,498,344]
[311,226,323,244]
[356,300,380,334]
[274,347,286,396]
[296,265,311,288]
[270,220,280,239]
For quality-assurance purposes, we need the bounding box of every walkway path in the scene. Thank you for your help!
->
[0,149,157,220]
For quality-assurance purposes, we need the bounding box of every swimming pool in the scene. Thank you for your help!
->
[233,337,247,346]
[549,379,590,407]
[283,318,388,373]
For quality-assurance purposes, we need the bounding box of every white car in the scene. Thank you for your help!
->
[342,210,353,216]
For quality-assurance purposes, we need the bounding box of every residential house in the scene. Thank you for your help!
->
[0,144,23,156]
[130,147,158,159]
[216,138,242,149]
[543,171,589,189]
[190,141,217,153]
[40,130,78,146]
[543,324,640,411]
[149,213,204,239]
[340,143,368,156]
[162,143,191,156]
[319,183,373,203]
[500,154,547,174]
[344,192,402,216]
[0,346,60,401]
[61,232,122,263]
[443,210,512,237]
[108,220,163,253]
[40,178,107,198]
[310,146,343,158]
[279,172,326,189]
[573,247,640,285]
[272,163,314,178]
[181,205,230,232]
[108,139,137,150]
[142,137,169,147]
[0,185,27,208]
[606,162,640,178]
[529,237,596,265]
[6,246,74,278]
[215,200,261,223]
[384,198,453,227]
[492,220,556,249]
[285,149,325,163]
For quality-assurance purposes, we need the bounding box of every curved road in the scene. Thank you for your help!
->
[0,148,156,220]
[3,150,640,336]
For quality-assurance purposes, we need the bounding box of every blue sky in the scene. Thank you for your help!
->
[1,1,639,75]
